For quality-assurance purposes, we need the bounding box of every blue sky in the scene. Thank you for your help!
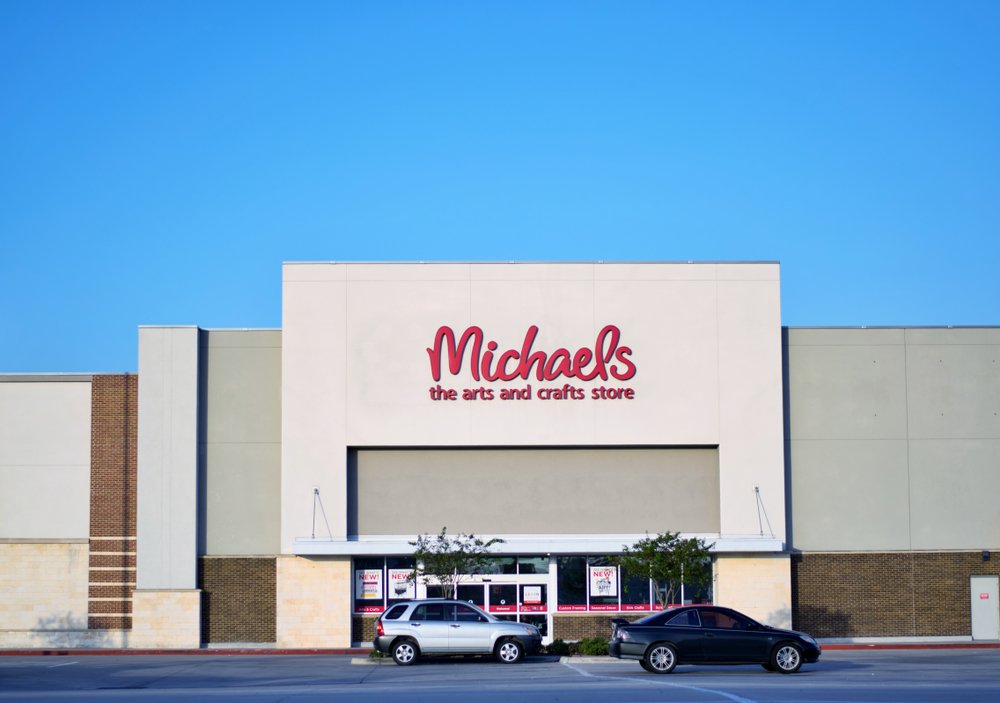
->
[2,1,998,373]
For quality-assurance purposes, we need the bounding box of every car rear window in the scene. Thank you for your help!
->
[382,604,408,621]
[665,610,700,627]
[411,604,446,621]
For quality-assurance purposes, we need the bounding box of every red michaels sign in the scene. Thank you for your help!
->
[426,325,637,402]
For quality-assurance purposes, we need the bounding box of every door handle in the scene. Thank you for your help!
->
[412,623,421,627]
[450,624,461,628]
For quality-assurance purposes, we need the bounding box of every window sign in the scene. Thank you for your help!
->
[523,585,543,605]
[588,558,619,611]
[388,569,415,599]
[356,569,383,600]
[521,584,547,612]
[589,565,618,596]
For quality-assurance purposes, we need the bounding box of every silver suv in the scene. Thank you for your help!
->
[373,599,542,665]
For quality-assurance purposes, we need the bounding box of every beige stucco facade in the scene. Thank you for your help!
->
[279,262,788,644]
[283,262,785,552]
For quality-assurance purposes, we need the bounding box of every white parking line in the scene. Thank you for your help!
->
[46,661,79,669]
[561,660,758,703]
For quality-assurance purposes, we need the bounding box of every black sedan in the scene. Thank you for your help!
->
[609,606,821,674]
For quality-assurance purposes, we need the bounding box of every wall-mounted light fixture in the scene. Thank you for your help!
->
[983,550,991,562]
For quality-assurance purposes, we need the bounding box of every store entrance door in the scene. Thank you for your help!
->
[456,583,486,608]
[971,576,1000,640]
[487,583,518,616]
[452,579,551,639]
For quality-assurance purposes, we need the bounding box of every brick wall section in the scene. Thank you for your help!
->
[199,557,277,643]
[88,374,137,631]
[353,616,377,644]
[552,614,645,641]
[792,552,1000,637]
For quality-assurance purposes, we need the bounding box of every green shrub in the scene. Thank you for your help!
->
[578,637,609,656]
[544,639,570,656]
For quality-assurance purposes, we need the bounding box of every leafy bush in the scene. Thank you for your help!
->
[544,639,570,656]
[578,637,609,656]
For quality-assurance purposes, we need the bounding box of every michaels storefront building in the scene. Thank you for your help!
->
[2,262,998,648]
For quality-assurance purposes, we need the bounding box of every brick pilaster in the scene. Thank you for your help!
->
[88,374,138,630]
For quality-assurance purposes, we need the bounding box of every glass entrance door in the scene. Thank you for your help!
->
[487,583,518,614]
[456,584,485,608]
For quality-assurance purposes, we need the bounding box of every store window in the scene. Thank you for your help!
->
[488,584,518,613]
[556,556,587,611]
[386,556,416,605]
[475,557,516,575]
[517,556,549,574]
[353,557,385,613]
[620,563,651,611]
[520,583,547,613]
[456,584,485,607]
[587,556,619,611]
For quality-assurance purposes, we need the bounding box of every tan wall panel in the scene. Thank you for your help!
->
[0,380,91,539]
[352,448,719,535]
[909,439,1000,550]
[789,439,911,551]
[276,556,351,647]
[787,327,1000,553]
[200,330,281,555]
[786,337,908,441]
[906,343,1000,440]
[714,554,791,629]
[0,542,89,630]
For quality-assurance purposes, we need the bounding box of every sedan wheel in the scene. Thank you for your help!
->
[643,643,677,674]
[771,643,803,674]
[392,639,418,666]
[495,638,524,663]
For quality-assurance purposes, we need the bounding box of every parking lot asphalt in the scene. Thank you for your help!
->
[2,649,1000,703]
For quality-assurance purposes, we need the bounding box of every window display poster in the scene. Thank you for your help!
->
[589,565,618,597]
[523,585,543,605]
[355,569,383,600]
[388,569,415,599]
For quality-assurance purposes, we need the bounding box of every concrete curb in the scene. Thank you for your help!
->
[0,648,369,657]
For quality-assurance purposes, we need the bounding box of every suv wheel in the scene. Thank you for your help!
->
[392,639,418,666]
[495,638,524,664]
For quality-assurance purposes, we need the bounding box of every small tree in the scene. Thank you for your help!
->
[619,532,713,609]
[409,527,505,598]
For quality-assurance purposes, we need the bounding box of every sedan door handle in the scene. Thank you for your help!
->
[450,624,461,628]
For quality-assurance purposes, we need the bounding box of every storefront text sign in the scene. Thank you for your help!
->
[426,324,637,402]
[355,569,382,599]
[389,569,415,599]
[589,565,618,597]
